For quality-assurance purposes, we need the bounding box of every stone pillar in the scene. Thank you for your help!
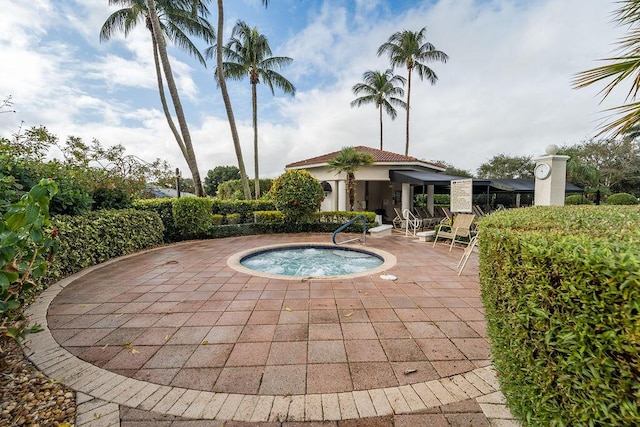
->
[534,145,570,206]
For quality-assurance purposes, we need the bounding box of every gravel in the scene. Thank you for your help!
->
[0,337,76,426]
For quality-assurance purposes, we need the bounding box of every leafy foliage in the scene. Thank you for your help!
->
[476,154,534,179]
[204,165,241,196]
[132,198,180,242]
[479,206,640,426]
[327,147,375,211]
[92,187,133,210]
[564,194,593,205]
[217,178,273,200]
[0,179,58,345]
[269,170,324,221]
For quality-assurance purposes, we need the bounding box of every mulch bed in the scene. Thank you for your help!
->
[0,337,76,426]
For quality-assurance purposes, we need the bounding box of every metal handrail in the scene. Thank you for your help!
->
[403,208,421,236]
[332,214,367,245]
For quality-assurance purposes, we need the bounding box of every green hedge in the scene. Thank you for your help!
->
[211,199,276,223]
[605,193,638,205]
[478,206,640,426]
[172,197,214,238]
[46,209,163,285]
[133,198,180,242]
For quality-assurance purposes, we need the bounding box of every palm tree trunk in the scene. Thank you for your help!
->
[378,104,383,150]
[252,82,260,198]
[145,0,204,196]
[347,172,355,211]
[152,36,188,160]
[405,66,412,156]
[216,0,252,200]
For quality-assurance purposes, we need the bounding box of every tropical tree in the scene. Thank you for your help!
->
[100,0,214,196]
[327,147,375,211]
[204,165,240,196]
[573,0,640,136]
[208,20,295,198]
[377,27,448,156]
[476,154,534,179]
[351,69,406,150]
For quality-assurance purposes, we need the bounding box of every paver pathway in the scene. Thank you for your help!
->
[23,233,520,426]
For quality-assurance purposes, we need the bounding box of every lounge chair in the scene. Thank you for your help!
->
[433,213,476,251]
[392,208,422,235]
[415,207,440,229]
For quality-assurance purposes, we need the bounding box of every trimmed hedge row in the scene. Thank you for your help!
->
[45,209,164,285]
[478,206,640,426]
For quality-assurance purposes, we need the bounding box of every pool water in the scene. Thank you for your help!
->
[240,246,383,277]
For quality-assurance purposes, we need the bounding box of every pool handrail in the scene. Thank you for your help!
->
[332,214,367,245]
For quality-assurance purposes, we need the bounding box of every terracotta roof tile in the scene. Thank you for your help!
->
[285,146,442,169]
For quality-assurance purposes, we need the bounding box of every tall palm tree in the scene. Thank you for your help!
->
[214,0,251,199]
[377,27,448,156]
[327,147,375,211]
[351,69,406,150]
[209,20,295,198]
[573,0,640,137]
[100,0,214,196]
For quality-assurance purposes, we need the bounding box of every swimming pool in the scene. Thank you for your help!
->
[228,243,396,279]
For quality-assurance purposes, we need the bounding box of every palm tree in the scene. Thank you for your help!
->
[351,69,406,150]
[573,1,640,137]
[210,20,295,198]
[377,27,448,156]
[214,0,251,199]
[100,0,214,196]
[327,147,375,211]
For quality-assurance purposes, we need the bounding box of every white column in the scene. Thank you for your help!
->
[401,182,411,213]
[427,185,435,215]
[337,180,347,211]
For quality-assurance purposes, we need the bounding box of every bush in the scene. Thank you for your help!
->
[269,170,324,221]
[172,197,214,238]
[211,199,276,223]
[225,213,241,224]
[217,178,273,200]
[133,198,180,242]
[92,187,133,210]
[49,177,93,215]
[253,210,285,224]
[211,214,224,225]
[605,192,638,205]
[565,194,593,205]
[46,209,163,284]
[478,206,640,426]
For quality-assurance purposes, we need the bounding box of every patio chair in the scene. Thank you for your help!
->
[457,234,479,275]
[433,213,476,251]
[415,207,440,229]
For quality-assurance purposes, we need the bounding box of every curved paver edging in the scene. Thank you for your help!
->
[22,240,519,424]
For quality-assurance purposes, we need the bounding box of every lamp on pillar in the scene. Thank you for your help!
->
[175,168,182,198]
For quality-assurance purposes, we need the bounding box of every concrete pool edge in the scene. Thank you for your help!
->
[227,242,398,281]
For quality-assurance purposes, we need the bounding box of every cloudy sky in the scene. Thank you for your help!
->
[0,0,630,180]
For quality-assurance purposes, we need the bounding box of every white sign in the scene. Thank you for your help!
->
[450,179,473,213]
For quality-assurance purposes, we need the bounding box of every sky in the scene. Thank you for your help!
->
[0,0,631,181]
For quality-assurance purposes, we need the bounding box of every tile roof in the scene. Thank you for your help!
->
[285,145,443,169]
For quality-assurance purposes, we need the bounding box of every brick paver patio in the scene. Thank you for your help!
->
[24,233,520,426]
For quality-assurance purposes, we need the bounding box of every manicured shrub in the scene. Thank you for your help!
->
[46,209,163,284]
[226,213,241,224]
[565,194,593,205]
[172,197,214,238]
[605,192,638,205]
[269,170,324,221]
[478,206,640,426]
[133,198,179,242]
[253,210,285,224]
[211,199,276,223]
[211,214,224,225]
